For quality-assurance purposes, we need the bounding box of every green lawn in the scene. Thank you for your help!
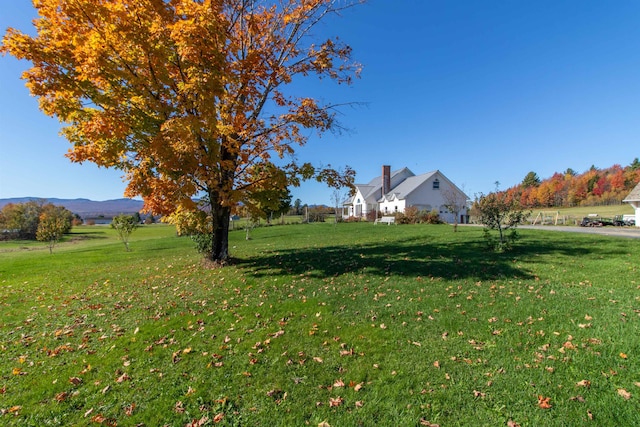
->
[1,223,638,426]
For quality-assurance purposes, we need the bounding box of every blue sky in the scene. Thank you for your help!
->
[2,1,640,204]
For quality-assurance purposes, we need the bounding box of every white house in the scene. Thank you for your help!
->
[344,165,469,223]
[622,181,640,227]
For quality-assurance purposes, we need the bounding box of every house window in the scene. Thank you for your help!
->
[394,206,398,212]
[357,198,361,204]
[433,179,440,189]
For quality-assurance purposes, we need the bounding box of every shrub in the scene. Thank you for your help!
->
[366,210,379,222]
[305,212,325,223]
[473,192,529,252]
[419,209,443,224]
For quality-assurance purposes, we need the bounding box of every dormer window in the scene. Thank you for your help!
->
[433,179,440,189]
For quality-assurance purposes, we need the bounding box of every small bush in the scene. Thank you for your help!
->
[304,212,325,223]
[366,210,379,222]
[419,209,443,224]
[190,232,213,254]
[345,216,363,223]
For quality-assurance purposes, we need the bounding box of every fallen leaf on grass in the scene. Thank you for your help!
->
[213,412,224,423]
[617,388,631,400]
[91,414,106,423]
[318,422,331,427]
[339,348,354,357]
[55,392,69,402]
[333,379,345,388]
[619,352,628,359]
[507,420,521,427]
[124,403,136,416]
[116,373,130,383]
[69,377,82,385]
[329,396,343,407]
[537,395,552,409]
[186,417,208,427]
[576,380,591,388]
[419,419,440,426]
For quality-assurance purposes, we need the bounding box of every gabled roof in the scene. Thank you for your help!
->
[353,168,414,202]
[623,181,640,202]
[379,171,438,201]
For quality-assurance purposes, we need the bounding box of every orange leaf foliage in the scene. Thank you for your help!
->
[2,0,360,260]
[537,395,552,409]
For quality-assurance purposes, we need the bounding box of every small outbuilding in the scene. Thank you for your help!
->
[622,181,640,227]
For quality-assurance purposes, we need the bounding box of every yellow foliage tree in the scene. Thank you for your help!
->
[2,0,360,261]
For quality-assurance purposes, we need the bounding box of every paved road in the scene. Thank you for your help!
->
[519,225,640,239]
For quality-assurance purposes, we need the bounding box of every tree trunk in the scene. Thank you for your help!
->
[210,203,231,262]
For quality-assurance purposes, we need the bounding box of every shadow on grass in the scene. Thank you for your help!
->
[241,233,594,281]
[65,229,110,241]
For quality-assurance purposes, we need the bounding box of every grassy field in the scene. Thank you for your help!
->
[1,222,639,426]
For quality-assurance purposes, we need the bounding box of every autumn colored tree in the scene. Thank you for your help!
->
[473,191,529,252]
[36,205,73,253]
[0,201,44,240]
[2,0,360,262]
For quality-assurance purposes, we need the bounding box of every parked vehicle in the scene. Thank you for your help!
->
[581,215,633,227]
[621,214,636,226]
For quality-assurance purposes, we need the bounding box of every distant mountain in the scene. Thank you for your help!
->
[0,197,144,218]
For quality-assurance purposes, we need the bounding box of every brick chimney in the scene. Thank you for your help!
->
[382,165,391,196]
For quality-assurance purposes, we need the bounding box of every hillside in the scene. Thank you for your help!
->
[501,158,640,207]
[0,197,144,218]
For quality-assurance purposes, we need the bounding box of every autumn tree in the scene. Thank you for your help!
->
[36,205,73,253]
[2,0,360,262]
[111,214,139,252]
[473,190,529,252]
[0,200,44,240]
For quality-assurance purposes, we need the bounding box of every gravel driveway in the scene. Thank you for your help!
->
[519,225,640,239]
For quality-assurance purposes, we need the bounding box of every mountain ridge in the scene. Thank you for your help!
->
[0,197,144,217]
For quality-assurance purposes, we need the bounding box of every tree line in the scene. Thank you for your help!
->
[501,158,640,208]
[0,201,76,252]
